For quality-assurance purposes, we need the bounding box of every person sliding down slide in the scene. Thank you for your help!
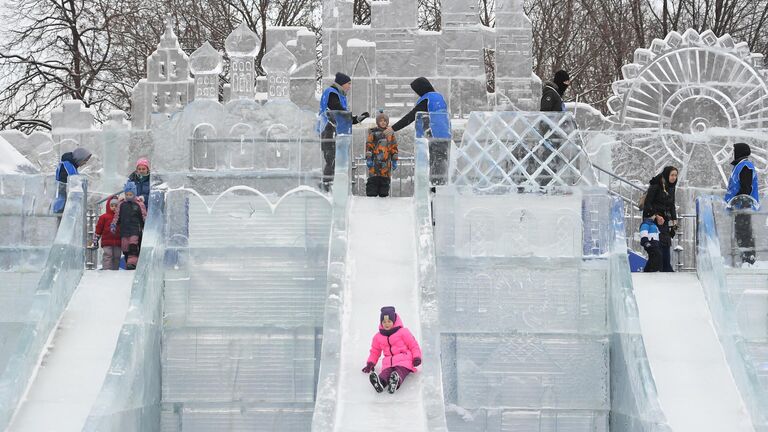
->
[362,306,422,394]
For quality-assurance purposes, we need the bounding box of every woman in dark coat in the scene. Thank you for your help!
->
[643,166,679,272]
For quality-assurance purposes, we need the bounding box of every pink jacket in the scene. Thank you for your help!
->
[367,316,422,372]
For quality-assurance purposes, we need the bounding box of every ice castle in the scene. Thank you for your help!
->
[1,0,768,431]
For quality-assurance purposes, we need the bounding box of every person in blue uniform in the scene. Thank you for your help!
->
[317,72,370,190]
[385,77,452,186]
[725,143,759,264]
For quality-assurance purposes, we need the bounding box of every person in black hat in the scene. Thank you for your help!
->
[643,166,679,272]
[725,143,759,264]
[540,70,570,112]
[317,72,370,191]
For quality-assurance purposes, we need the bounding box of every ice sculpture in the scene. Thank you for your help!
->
[581,29,768,189]
[451,111,597,192]
[151,96,320,183]
[225,22,260,100]
[189,42,223,100]
[322,0,539,116]
[132,16,194,129]
[262,42,297,101]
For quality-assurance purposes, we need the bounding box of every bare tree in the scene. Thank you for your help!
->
[0,0,147,129]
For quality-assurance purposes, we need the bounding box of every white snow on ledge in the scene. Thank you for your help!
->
[0,135,38,174]
[347,38,376,48]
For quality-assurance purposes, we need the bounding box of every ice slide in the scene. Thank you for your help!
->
[332,196,428,431]
[632,273,754,432]
[8,271,133,432]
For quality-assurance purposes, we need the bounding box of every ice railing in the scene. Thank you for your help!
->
[607,197,671,432]
[0,175,86,429]
[697,196,768,431]
[311,121,352,432]
[412,134,448,431]
[83,190,166,431]
[450,111,598,192]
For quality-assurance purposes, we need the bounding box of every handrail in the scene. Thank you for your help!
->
[593,164,646,192]
[413,136,448,431]
[311,123,353,432]
[0,176,87,429]
[82,190,166,430]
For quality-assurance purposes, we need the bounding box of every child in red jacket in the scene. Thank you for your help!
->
[92,196,122,270]
[362,306,422,394]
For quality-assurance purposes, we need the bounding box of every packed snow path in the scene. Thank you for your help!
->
[633,273,754,432]
[333,197,428,432]
[9,271,133,432]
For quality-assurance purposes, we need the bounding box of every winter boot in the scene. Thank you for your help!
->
[369,371,384,393]
[387,371,400,394]
[126,263,136,270]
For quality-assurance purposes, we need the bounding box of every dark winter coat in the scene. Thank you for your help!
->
[128,172,151,206]
[540,81,564,112]
[643,168,677,246]
[94,196,121,247]
[366,127,398,178]
[112,198,147,238]
[391,78,434,132]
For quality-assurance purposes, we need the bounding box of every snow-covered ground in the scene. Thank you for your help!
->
[333,196,428,431]
[9,271,133,432]
[633,273,754,432]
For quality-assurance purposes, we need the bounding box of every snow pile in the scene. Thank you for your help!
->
[0,135,38,174]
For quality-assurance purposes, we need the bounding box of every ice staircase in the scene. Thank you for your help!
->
[333,196,427,431]
[632,273,754,432]
[8,271,133,432]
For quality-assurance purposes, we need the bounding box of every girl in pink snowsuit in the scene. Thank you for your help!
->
[362,306,422,394]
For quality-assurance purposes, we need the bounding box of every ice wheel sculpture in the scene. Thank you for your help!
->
[607,29,768,187]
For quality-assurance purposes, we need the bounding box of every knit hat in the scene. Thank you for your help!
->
[380,306,397,323]
[72,147,92,166]
[732,143,751,166]
[375,110,389,125]
[335,72,351,86]
[124,181,137,195]
[136,158,150,170]
[554,70,570,85]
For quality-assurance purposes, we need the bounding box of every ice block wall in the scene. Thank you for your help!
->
[138,86,337,429]
[159,185,332,429]
[433,189,611,431]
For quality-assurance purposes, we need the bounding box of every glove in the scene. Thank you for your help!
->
[358,112,370,121]
[91,236,100,248]
[392,159,398,171]
[412,357,421,367]
[362,362,375,373]
[366,158,373,168]
[110,223,116,234]
[640,239,649,250]
[669,226,677,238]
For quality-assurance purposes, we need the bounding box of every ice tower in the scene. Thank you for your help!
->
[322,0,539,117]
[131,17,194,129]
[189,42,223,100]
[225,22,260,100]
